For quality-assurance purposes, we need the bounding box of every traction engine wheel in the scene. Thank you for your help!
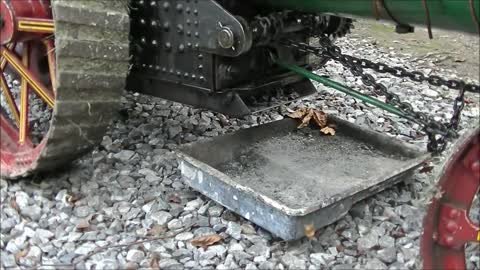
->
[421,127,480,269]
[0,0,130,178]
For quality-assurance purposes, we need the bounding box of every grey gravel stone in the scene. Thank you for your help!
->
[75,242,97,255]
[310,253,335,266]
[126,249,145,262]
[377,247,397,264]
[357,231,379,251]
[226,222,242,240]
[281,253,306,269]
[1,253,17,268]
[113,150,135,161]
[365,258,388,269]
[96,259,118,269]
[150,211,173,225]
[21,205,42,221]
[175,232,194,241]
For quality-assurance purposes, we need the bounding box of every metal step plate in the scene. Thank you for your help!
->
[178,116,429,240]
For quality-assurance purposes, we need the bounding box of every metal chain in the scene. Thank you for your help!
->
[282,37,479,153]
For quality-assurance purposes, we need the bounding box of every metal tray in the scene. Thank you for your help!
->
[177,116,429,240]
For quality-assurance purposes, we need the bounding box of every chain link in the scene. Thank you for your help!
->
[282,37,479,153]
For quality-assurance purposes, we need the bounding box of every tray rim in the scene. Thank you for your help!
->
[177,117,431,217]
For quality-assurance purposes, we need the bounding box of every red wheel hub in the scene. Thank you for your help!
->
[1,0,52,44]
[0,0,55,177]
[421,128,480,270]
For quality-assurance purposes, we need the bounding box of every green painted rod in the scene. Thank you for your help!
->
[276,60,422,123]
[254,0,480,33]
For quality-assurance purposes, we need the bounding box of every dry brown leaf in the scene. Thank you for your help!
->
[66,193,81,205]
[320,126,336,136]
[124,262,138,270]
[10,197,19,211]
[76,214,94,231]
[304,224,316,240]
[312,110,327,128]
[14,248,29,262]
[190,234,223,247]
[149,254,160,269]
[288,108,330,130]
[298,110,314,128]
[288,108,307,119]
[167,193,181,203]
[148,224,167,236]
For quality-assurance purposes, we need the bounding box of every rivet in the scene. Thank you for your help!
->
[165,42,172,51]
[176,3,183,12]
[177,24,184,34]
[448,209,460,219]
[163,22,170,31]
[445,220,459,233]
[178,44,185,52]
[471,161,480,176]
[163,1,170,10]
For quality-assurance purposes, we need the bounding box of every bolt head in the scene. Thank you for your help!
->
[217,27,235,49]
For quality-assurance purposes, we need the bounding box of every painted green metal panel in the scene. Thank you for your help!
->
[254,0,479,33]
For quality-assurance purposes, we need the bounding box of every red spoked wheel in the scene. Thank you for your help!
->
[1,0,56,177]
[1,0,130,178]
[421,127,480,270]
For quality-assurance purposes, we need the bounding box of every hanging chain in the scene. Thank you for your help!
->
[281,36,479,153]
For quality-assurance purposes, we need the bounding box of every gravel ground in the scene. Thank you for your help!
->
[1,22,479,269]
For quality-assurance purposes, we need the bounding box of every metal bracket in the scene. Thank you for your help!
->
[196,0,252,57]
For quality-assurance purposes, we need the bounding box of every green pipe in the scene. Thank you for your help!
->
[276,60,420,122]
[255,0,480,33]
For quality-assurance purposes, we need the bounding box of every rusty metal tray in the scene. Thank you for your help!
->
[177,116,429,240]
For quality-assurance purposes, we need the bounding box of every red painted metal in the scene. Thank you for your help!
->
[421,128,480,270]
[0,0,54,177]
[0,0,52,44]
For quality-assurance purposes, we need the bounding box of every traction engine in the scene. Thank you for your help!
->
[0,0,479,269]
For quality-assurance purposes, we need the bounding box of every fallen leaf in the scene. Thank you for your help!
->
[312,110,327,128]
[167,193,181,203]
[10,197,19,211]
[419,165,434,174]
[148,224,167,236]
[149,254,160,269]
[76,214,94,231]
[288,108,307,119]
[14,248,29,262]
[288,108,330,130]
[66,193,81,205]
[190,234,223,247]
[124,262,138,270]
[320,126,336,136]
[304,224,316,240]
[298,110,314,128]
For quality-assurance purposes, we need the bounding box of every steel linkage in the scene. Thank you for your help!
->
[281,36,479,153]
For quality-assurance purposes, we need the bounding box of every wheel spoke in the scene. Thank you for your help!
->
[0,110,32,148]
[0,43,15,70]
[0,46,54,108]
[0,73,20,125]
[19,45,30,145]
[17,17,54,34]
[44,39,56,91]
